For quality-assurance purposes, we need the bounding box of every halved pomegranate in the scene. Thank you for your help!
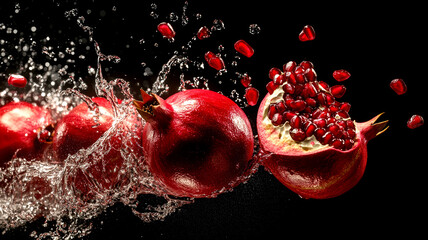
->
[0,101,52,167]
[133,89,254,198]
[256,61,388,199]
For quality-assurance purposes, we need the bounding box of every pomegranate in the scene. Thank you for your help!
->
[0,101,52,167]
[51,97,143,200]
[133,89,254,198]
[256,61,389,199]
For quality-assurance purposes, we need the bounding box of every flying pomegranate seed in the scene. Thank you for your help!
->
[197,26,210,40]
[333,69,351,82]
[330,85,347,98]
[240,74,252,87]
[7,74,27,88]
[244,87,259,106]
[204,51,225,71]
[407,115,424,129]
[157,22,175,39]
[234,40,254,58]
[390,78,407,95]
[298,25,316,42]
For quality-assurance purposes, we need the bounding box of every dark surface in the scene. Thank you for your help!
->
[1,0,426,239]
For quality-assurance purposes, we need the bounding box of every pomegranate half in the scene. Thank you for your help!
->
[133,89,254,198]
[257,61,388,199]
[0,101,52,167]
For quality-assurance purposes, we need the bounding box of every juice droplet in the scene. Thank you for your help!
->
[7,74,27,88]
[299,25,316,42]
[332,69,351,82]
[240,74,252,87]
[157,22,175,39]
[390,78,407,95]
[234,40,254,58]
[245,87,259,106]
[204,51,225,71]
[197,26,210,40]
[407,115,424,129]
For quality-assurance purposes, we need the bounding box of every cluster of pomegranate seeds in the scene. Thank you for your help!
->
[266,61,356,150]
[390,78,407,95]
[407,115,424,129]
[204,51,225,70]
[332,69,351,82]
[157,22,176,39]
[197,26,210,40]
[299,25,316,42]
[7,74,27,88]
[234,40,254,58]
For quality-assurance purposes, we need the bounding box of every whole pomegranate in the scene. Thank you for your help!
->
[51,97,143,199]
[0,101,52,167]
[133,89,254,198]
[257,61,388,199]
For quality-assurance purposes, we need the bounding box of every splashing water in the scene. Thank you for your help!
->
[0,2,261,239]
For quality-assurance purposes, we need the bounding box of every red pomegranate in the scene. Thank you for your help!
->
[133,89,254,198]
[0,101,52,167]
[51,97,143,199]
[256,61,388,199]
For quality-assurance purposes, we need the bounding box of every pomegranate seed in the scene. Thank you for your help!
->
[244,87,259,106]
[300,61,314,69]
[318,81,329,91]
[295,73,306,84]
[197,26,210,40]
[284,111,297,121]
[234,40,254,58]
[269,67,282,80]
[283,83,295,95]
[283,61,297,72]
[266,81,277,94]
[305,97,317,107]
[305,123,317,137]
[321,132,333,145]
[268,104,277,120]
[204,51,225,71]
[407,114,424,129]
[316,93,327,106]
[326,117,336,125]
[286,71,297,85]
[7,74,27,88]
[313,118,327,128]
[276,101,287,114]
[157,22,176,39]
[314,128,326,141]
[289,115,302,129]
[333,69,351,82]
[273,74,286,85]
[289,100,306,112]
[340,102,351,112]
[272,113,284,126]
[347,129,356,139]
[330,85,346,98]
[240,74,251,87]
[290,128,307,142]
[390,78,407,95]
[304,68,317,82]
[346,120,355,129]
[344,139,354,150]
[331,139,345,150]
[336,110,349,119]
[327,123,341,137]
[299,25,316,42]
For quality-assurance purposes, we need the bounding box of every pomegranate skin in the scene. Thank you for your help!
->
[135,89,254,198]
[257,94,388,199]
[0,102,52,167]
[51,97,143,199]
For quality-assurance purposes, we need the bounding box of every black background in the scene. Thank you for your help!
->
[1,0,427,239]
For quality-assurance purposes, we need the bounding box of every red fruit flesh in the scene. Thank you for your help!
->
[0,102,52,167]
[51,97,143,199]
[257,61,388,199]
[133,89,254,198]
